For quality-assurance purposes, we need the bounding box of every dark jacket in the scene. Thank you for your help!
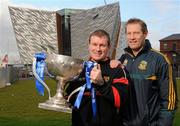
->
[65,59,129,126]
[120,39,178,126]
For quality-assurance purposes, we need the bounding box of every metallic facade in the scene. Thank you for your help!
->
[9,7,58,64]
[70,2,121,60]
[115,22,127,59]
[9,2,124,63]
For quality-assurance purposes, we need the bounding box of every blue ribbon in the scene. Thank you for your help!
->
[34,53,46,96]
[74,84,86,108]
[91,87,97,117]
[74,61,97,118]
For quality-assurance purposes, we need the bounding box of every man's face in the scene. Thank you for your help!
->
[126,23,147,52]
[88,36,110,61]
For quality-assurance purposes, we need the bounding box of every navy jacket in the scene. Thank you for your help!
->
[120,39,178,126]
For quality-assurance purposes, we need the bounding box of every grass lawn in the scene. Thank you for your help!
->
[0,79,71,126]
[0,79,179,126]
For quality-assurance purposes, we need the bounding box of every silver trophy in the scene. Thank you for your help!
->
[32,51,83,113]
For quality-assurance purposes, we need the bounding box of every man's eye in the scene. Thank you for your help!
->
[101,45,106,47]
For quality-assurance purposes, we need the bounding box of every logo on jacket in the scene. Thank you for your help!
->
[138,60,147,71]
[123,59,128,66]
[103,76,110,82]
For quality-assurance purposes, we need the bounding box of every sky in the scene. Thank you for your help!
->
[0,0,180,63]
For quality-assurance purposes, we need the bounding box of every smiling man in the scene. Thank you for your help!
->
[125,19,147,56]
[65,29,129,126]
[110,18,178,126]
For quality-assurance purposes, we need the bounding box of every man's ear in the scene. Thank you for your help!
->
[108,44,111,49]
[144,31,148,38]
[97,64,101,70]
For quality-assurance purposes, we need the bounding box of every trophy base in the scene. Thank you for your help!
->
[38,98,72,113]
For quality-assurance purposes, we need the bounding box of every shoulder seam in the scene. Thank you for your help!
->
[150,49,171,64]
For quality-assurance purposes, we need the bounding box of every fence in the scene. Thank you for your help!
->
[0,66,20,88]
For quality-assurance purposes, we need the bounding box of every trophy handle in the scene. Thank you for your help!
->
[67,86,82,102]
[32,57,51,99]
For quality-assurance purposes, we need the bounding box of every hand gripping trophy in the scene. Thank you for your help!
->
[32,51,83,113]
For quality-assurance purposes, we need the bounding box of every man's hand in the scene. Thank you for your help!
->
[110,60,124,68]
[90,64,104,85]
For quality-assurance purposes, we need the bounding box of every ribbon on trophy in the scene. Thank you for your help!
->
[74,61,97,117]
[33,53,46,96]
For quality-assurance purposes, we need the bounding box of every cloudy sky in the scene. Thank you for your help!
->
[0,0,180,63]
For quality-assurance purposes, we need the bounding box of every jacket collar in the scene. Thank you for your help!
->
[96,58,110,64]
[88,57,110,64]
[124,39,152,57]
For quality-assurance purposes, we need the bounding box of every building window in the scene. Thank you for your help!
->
[172,53,177,63]
[163,43,167,50]
[173,43,176,51]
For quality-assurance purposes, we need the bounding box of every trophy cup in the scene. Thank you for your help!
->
[32,51,83,113]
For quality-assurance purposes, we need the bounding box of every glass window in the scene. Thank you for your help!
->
[163,43,167,50]
[173,43,176,50]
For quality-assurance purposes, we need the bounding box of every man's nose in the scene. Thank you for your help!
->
[129,34,135,39]
[96,45,101,51]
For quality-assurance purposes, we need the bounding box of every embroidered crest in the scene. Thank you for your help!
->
[123,59,128,66]
[103,76,110,82]
[138,60,147,70]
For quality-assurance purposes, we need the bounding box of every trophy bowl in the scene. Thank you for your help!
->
[46,52,83,80]
[34,52,84,113]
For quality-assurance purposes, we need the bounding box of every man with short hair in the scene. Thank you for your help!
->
[65,29,129,126]
[110,18,178,126]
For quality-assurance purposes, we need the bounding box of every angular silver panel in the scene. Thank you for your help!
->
[70,2,121,60]
[9,7,58,64]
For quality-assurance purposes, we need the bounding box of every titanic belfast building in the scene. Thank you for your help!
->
[9,2,123,64]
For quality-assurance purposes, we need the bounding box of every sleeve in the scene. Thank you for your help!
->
[119,54,126,63]
[157,57,178,126]
[111,68,129,108]
[96,68,129,109]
